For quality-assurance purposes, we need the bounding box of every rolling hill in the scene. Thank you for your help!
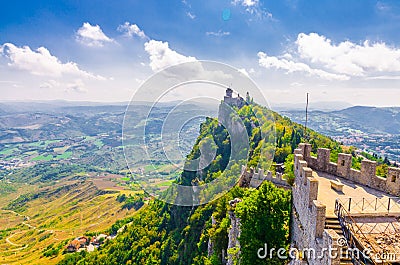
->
[281,106,400,161]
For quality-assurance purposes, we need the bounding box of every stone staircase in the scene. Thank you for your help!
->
[325,216,353,265]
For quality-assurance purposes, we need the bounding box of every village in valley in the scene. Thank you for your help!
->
[66,234,115,253]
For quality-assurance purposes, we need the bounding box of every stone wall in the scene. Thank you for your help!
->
[223,95,245,108]
[227,199,241,265]
[291,149,341,265]
[239,165,290,188]
[387,167,400,195]
[298,143,400,196]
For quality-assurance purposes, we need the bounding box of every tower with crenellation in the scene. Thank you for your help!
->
[223,87,246,108]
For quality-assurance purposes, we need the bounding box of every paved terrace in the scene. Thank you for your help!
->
[312,170,400,262]
[312,170,398,217]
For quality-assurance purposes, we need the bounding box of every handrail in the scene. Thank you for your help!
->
[337,197,400,214]
[335,199,390,265]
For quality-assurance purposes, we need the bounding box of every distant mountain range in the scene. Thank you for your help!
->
[271,101,353,111]
[281,106,400,161]
[0,100,128,113]
[2,100,399,135]
[0,100,217,114]
[281,106,400,135]
[335,106,400,134]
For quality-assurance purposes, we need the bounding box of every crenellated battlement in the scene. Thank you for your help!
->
[291,147,343,264]
[297,143,400,196]
[239,165,289,188]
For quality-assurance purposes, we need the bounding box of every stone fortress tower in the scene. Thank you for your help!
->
[223,87,246,108]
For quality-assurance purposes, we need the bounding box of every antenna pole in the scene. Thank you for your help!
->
[305,93,309,141]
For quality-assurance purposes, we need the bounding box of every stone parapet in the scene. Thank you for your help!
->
[291,145,344,265]
[299,143,400,196]
[239,165,290,188]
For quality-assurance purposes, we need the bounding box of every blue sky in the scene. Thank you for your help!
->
[1,0,400,106]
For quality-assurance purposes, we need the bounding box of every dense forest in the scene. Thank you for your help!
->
[58,101,390,265]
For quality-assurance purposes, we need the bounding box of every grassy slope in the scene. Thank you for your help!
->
[0,176,141,265]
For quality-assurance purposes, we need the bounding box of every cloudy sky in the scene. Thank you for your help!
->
[1,0,400,107]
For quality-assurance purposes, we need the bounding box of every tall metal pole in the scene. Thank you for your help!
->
[305,93,309,141]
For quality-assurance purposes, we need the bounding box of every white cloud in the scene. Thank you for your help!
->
[66,79,87,93]
[206,30,230,37]
[39,79,87,93]
[186,12,196,19]
[144,40,196,72]
[40,79,60,89]
[376,1,391,11]
[257,51,349,81]
[0,42,106,80]
[258,32,400,81]
[182,0,191,7]
[290,82,304,87]
[117,22,147,39]
[366,75,400,80]
[182,1,195,19]
[76,22,114,47]
[232,0,259,7]
[142,39,232,82]
[231,0,273,19]
[296,33,400,76]
[238,68,249,76]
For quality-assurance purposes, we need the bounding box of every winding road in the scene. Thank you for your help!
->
[2,209,32,251]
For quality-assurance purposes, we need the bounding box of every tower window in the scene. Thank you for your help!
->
[341,160,345,166]
[391,175,396,183]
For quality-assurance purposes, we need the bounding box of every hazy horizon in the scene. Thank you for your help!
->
[1,98,400,110]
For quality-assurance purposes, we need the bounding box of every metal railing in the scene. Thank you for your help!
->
[337,197,400,215]
[334,199,392,265]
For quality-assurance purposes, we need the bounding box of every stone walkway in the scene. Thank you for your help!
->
[312,170,395,217]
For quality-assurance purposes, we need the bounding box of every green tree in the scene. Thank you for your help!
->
[235,182,291,265]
